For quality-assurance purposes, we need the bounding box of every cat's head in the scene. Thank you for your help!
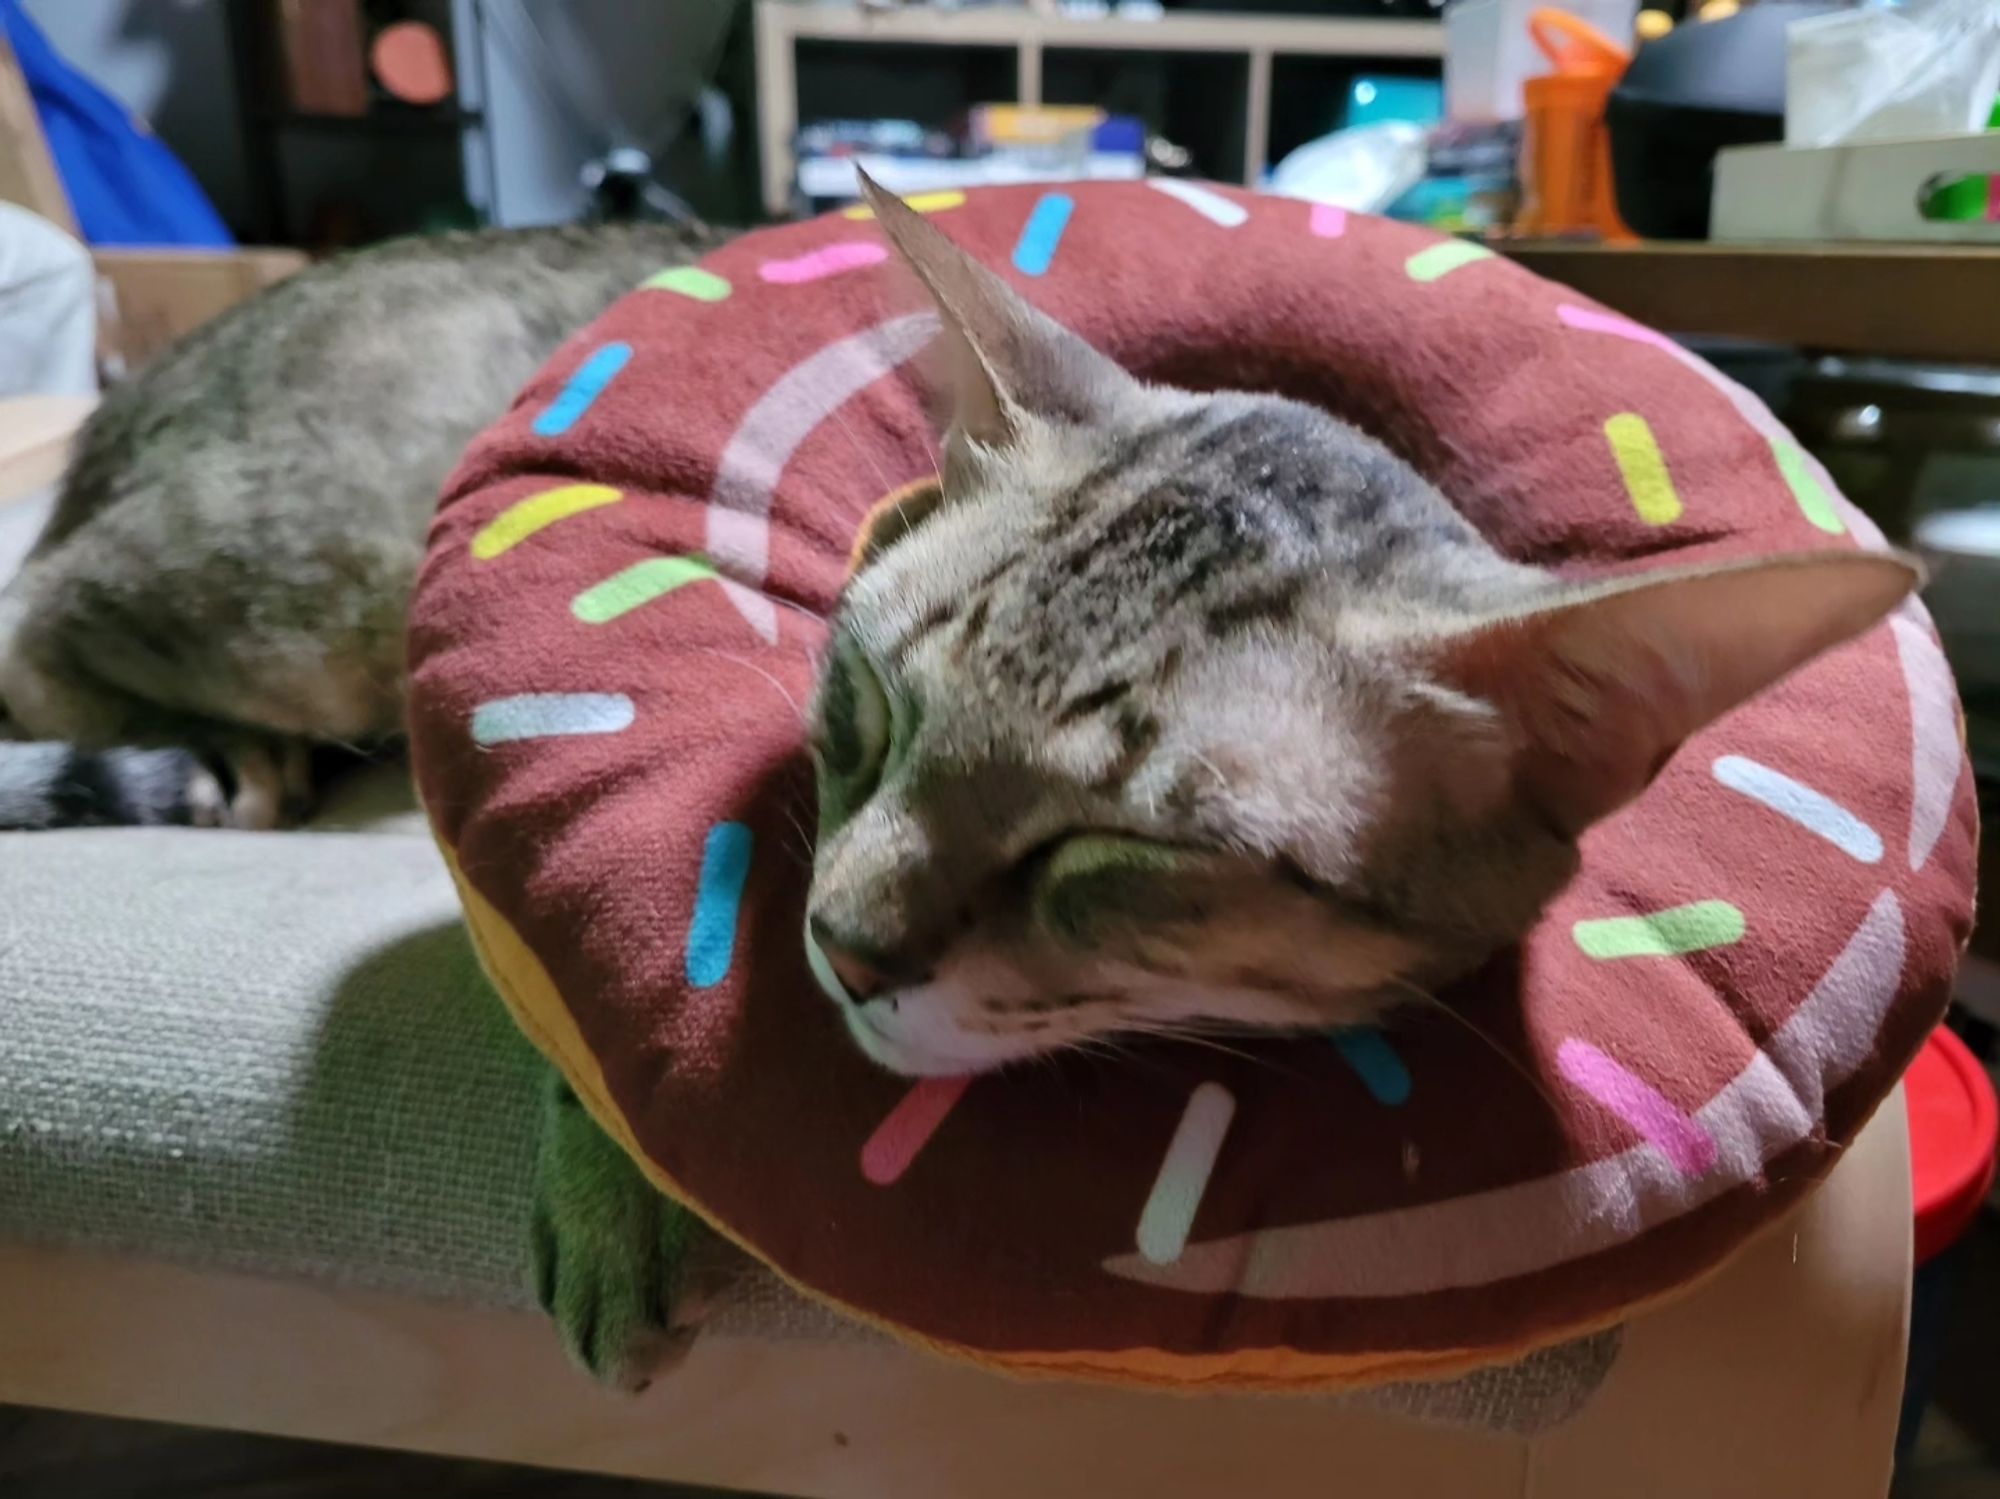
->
[805,176,1918,1077]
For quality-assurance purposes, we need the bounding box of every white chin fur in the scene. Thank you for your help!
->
[841,999,1059,1077]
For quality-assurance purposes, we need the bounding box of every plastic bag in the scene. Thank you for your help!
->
[1266,122,1430,213]
[1787,0,2000,148]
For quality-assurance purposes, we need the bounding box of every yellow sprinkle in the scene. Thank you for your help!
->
[471,484,622,561]
[1603,413,1682,525]
[842,190,967,221]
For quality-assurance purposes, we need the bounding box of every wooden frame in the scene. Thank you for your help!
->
[0,396,94,507]
[0,1090,1912,1497]
[0,33,76,235]
[1504,240,2000,365]
[91,247,310,372]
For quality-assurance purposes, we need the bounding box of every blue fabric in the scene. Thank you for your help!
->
[0,1,232,246]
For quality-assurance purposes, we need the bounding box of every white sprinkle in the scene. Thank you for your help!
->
[1712,755,1883,864]
[471,692,635,746]
[1135,1082,1237,1266]
[1146,178,1250,228]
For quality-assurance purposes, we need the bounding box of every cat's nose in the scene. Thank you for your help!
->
[808,917,925,1001]
[822,942,887,1002]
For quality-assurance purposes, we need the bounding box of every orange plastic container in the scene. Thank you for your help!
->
[1516,9,1636,240]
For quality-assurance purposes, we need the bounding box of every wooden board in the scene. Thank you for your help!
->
[0,33,76,234]
[0,1089,1911,1498]
[93,247,310,372]
[1504,241,2000,364]
[0,396,95,507]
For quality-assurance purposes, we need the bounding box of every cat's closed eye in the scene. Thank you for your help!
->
[1028,834,1202,945]
[813,636,892,816]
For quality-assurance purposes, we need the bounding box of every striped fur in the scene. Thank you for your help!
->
[803,177,1916,1077]
[0,222,721,831]
[0,740,222,828]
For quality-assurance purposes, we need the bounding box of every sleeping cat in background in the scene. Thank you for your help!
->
[0,220,721,829]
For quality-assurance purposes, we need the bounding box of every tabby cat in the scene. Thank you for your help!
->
[801,175,1917,1077]
[0,221,720,828]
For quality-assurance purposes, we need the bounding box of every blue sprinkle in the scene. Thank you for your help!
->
[687,822,754,988]
[533,342,632,437]
[1329,1027,1412,1107]
[1011,192,1074,277]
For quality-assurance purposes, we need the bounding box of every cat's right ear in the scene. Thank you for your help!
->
[857,170,1140,452]
[1428,549,1918,837]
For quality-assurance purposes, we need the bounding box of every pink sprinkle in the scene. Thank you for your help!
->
[1309,203,1347,239]
[1557,1038,1718,1177]
[759,241,890,285]
[1556,302,1679,356]
[860,1075,972,1185]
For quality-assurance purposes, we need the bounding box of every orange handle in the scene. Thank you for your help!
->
[1529,7,1631,76]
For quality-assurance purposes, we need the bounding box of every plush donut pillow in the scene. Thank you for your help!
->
[409,182,1974,1389]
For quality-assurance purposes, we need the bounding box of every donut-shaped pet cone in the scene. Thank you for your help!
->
[410,183,1973,1388]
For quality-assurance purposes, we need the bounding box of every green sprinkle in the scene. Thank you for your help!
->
[1771,439,1844,534]
[1572,901,1746,959]
[643,266,732,302]
[1405,241,1495,284]
[572,556,717,623]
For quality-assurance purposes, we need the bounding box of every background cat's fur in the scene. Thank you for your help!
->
[0,221,720,827]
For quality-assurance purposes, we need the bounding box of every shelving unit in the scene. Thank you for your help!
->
[755,1,1444,215]
[222,2,497,243]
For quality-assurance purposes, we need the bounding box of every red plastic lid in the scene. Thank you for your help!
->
[1909,1025,1997,1265]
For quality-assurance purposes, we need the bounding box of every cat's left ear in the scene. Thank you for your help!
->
[1429,550,1919,836]
[858,170,1143,451]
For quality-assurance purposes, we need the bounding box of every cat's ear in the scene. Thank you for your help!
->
[1430,550,1919,836]
[849,476,944,575]
[857,170,1140,450]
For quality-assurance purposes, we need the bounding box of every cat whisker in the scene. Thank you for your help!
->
[823,401,899,507]
[1113,1018,1291,1075]
[1384,977,1565,1119]
[1066,1033,1178,1082]
[697,649,808,727]
[1187,751,1231,792]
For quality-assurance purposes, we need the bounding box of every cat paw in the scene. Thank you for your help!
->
[530,1072,707,1392]
[182,761,229,827]
[220,740,313,829]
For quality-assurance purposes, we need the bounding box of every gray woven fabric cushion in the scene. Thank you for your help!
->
[0,821,539,1304]
[0,808,1616,1430]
